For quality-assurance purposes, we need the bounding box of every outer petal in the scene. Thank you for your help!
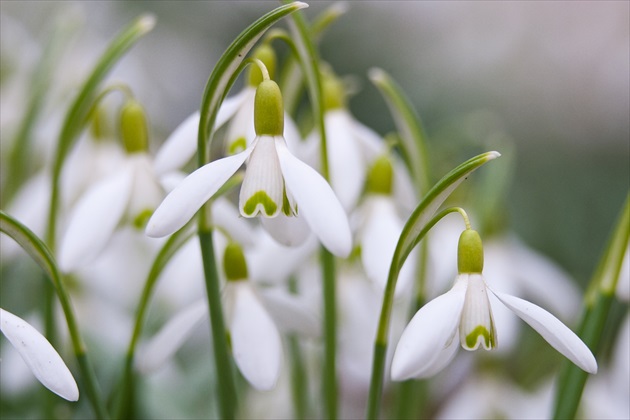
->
[137,300,207,373]
[391,275,468,381]
[258,288,320,337]
[275,138,352,258]
[325,110,365,212]
[228,283,283,391]
[59,166,133,271]
[146,147,252,238]
[0,308,79,401]
[153,111,200,175]
[490,288,598,374]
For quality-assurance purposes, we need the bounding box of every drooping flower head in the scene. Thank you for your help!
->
[391,227,597,381]
[146,73,352,257]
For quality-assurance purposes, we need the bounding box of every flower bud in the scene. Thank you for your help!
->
[254,80,284,136]
[247,44,277,86]
[322,71,346,111]
[120,99,149,154]
[223,242,248,281]
[457,229,484,274]
[366,155,393,195]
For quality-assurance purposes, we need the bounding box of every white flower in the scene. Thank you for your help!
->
[391,229,597,381]
[146,80,352,258]
[0,308,79,401]
[137,242,319,391]
[58,152,165,271]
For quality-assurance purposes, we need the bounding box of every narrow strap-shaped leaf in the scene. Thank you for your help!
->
[196,1,308,168]
[366,150,500,419]
[46,14,155,248]
[368,68,431,195]
[0,211,109,418]
[553,194,629,419]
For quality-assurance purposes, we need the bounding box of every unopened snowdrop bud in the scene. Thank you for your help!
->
[120,99,149,154]
[254,80,284,136]
[322,70,346,111]
[458,229,484,274]
[247,44,276,87]
[366,155,393,195]
[224,242,248,281]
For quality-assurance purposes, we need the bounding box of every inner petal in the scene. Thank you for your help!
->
[459,273,497,351]
[239,136,284,218]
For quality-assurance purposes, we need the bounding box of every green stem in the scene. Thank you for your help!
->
[553,194,629,419]
[199,228,237,419]
[115,228,192,419]
[366,207,471,419]
[320,247,337,419]
[289,336,309,419]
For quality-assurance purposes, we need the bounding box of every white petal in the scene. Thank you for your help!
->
[127,154,165,221]
[228,283,283,390]
[258,288,320,337]
[146,147,252,238]
[136,301,207,373]
[215,88,252,130]
[260,213,311,247]
[459,274,497,351]
[275,138,352,258]
[360,197,412,296]
[239,136,284,218]
[325,110,365,212]
[0,308,79,401]
[58,167,133,271]
[490,289,598,374]
[153,111,200,175]
[283,111,303,154]
[391,276,468,380]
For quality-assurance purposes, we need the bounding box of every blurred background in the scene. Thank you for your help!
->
[2,1,626,289]
[1,1,628,418]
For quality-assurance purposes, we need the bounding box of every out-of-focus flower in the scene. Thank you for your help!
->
[147,79,352,257]
[355,154,416,296]
[58,99,165,271]
[0,308,79,401]
[391,229,597,380]
[138,242,319,391]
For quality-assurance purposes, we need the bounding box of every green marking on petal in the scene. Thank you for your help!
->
[282,189,296,216]
[464,325,495,350]
[243,190,278,217]
[228,137,247,155]
[133,208,154,229]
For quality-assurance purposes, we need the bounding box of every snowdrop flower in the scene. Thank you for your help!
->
[301,68,397,212]
[391,228,598,380]
[138,242,319,391]
[146,78,352,257]
[153,43,301,174]
[356,154,415,296]
[0,308,79,401]
[59,98,165,271]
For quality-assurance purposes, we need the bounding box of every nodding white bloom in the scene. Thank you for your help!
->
[59,99,165,272]
[153,44,301,174]
[0,308,79,401]
[146,79,352,258]
[391,229,598,381]
[356,155,416,296]
[138,242,319,391]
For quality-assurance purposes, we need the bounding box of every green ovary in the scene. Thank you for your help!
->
[243,191,278,216]
[465,325,495,350]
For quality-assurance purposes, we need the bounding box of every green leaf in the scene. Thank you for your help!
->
[369,68,431,194]
[367,150,500,419]
[47,14,156,247]
[197,1,308,167]
[553,194,629,419]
